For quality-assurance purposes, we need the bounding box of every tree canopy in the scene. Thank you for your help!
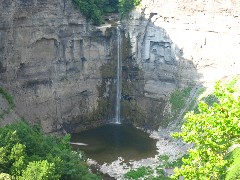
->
[0,121,100,179]
[72,0,141,25]
[172,80,240,179]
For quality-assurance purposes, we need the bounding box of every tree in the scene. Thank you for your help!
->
[20,160,60,180]
[225,147,240,180]
[73,0,141,24]
[0,121,100,179]
[0,173,12,180]
[119,0,140,17]
[0,130,27,175]
[172,81,240,179]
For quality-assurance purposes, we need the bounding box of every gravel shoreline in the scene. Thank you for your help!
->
[87,128,190,179]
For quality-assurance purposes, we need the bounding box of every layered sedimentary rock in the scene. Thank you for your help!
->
[121,0,240,128]
[1,0,240,132]
[0,0,117,133]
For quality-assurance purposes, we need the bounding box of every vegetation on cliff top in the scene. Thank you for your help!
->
[0,121,100,179]
[72,0,141,25]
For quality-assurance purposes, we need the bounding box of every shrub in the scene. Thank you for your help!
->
[124,166,153,179]
[225,147,240,180]
[0,173,11,180]
[119,0,141,17]
[0,87,15,119]
[73,0,141,24]
[0,87,15,109]
[0,121,100,179]
[171,81,240,179]
[20,160,60,180]
[170,86,192,113]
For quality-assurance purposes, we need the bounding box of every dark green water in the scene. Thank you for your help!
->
[71,124,157,164]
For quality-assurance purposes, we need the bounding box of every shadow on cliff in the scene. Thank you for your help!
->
[0,0,205,133]
[120,12,204,130]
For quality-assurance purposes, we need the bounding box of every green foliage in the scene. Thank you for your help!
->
[124,166,153,179]
[163,156,185,168]
[203,94,218,106]
[0,173,11,180]
[225,147,240,180]
[73,0,102,25]
[124,155,184,179]
[227,75,239,88]
[119,0,141,17]
[158,154,170,162]
[194,76,240,113]
[0,87,15,109]
[73,0,140,24]
[73,0,118,25]
[187,87,205,112]
[170,86,192,113]
[165,86,193,127]
[193,93,218,114]
[0,121,100,179]
[20,160,60,180]
[152,166,170,180]
[171,81,240,179]
[0,87,15,119]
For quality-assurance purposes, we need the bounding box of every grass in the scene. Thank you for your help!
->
[186,86,205,112]
[0,87,15,109]
[170,86,192,113]
[168,86,193,124]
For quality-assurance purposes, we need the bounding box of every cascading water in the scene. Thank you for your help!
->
[71,27,158,164]
[115,27,122,124]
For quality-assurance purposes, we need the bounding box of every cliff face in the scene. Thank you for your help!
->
[121,0,240,128]
[0,0,118,133]
[1,0,240,133]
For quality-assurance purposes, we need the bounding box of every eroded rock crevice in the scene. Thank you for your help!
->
[0,0,119,133]
[0,0,240,132]
[121,0,240,128]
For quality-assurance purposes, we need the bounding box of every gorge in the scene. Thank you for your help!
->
[1,0,239,134]
[0,0,240,179]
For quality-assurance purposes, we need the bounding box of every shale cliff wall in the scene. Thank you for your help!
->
[1,0,240,132]
[121,0,240,128]
[0,0,117,133]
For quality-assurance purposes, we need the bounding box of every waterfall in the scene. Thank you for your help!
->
[115,27,122,124]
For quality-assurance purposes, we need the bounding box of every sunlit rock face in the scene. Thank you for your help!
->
[0,0,117,133]
[126,0,240,90]
[121,0,240,127]
[1,0,240,133]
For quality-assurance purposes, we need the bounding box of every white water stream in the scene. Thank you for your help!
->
[115,27,122,124]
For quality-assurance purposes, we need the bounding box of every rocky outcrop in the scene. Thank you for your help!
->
[1,0,240,133]
[121,0,240,128]
[0,0,118,133]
